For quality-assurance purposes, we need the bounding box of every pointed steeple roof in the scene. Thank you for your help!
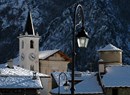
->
[24,12,35,35]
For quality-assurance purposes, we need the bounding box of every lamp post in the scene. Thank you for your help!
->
[71,4,89,95]
[58,72,70,95]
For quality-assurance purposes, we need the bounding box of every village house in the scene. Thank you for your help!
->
[102,65,130,95]
[51,71,104,95]
[0,62,49,95]
[50,44,130,95]
[39,50,71,75]
[98,44,130,95]
[39,49,71,95]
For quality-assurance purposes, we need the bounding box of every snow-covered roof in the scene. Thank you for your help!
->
[52,72,70,86]
[0,76,43,89]
[51,73,103,94]
[51,71,93,86]
[102,65,130,87]
[39,49,59,60]
[0,64,47,89]
[98,44,122,52]
[0,65,49,78]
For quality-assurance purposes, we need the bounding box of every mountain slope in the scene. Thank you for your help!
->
[0,0,129,71]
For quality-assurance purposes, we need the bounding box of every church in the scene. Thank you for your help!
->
[18,11,71,95]
[18,11,70,73]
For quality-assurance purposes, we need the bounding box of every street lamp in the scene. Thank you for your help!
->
[71,4,89,95]
[58,72,70,95]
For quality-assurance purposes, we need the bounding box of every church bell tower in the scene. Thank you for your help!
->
[18,12,40,72]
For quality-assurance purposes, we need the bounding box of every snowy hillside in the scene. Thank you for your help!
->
[0,0,130,71]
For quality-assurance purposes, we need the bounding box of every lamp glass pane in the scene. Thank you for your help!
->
[77,37,89,48]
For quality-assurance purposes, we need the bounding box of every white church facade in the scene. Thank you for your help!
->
[18,12,40,72]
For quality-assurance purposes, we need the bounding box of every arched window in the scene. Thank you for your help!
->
[22,41,24,49]
[30,40,34,48]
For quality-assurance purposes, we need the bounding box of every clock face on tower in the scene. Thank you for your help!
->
[29,53,36,61]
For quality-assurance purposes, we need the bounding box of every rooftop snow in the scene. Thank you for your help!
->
[102,65,130,87]
[0,64,47,89]
[74,73,103,94]
[0,64,49,78]
[51,73,103,94]
[98,44,122,51]
[39,49,59,60]
[0,76,43,89]
[51,71,94,86]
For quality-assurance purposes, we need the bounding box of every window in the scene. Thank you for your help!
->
[30,65,34,71]
[22,41,24,49]
[30,40,34,48]
[112,88,118,95]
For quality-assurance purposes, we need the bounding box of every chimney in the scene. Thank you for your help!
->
[32,72,37,80]
[7,59,14,69]
[98,59,105,74]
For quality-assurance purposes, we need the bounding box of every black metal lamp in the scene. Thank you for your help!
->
[71,4,89,95]
[76,27,89,48]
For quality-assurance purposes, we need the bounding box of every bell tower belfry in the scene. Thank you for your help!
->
[18,12,40,72]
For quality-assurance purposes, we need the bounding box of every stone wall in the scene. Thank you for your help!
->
[99,51,122,64]
[0,89,38,95]
[39,60,68,75]
[105,87,130,95]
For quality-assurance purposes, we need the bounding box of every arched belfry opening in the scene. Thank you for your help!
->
[30,40,34,49]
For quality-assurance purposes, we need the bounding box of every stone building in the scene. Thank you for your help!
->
[98,44,130,95]
[97,44,122,65]
[39,50,71,75]
[51,44,130,95]
[39,50,71,95]
[51,72,104,95]
[0,63,49,95]
[102,65,130,95]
